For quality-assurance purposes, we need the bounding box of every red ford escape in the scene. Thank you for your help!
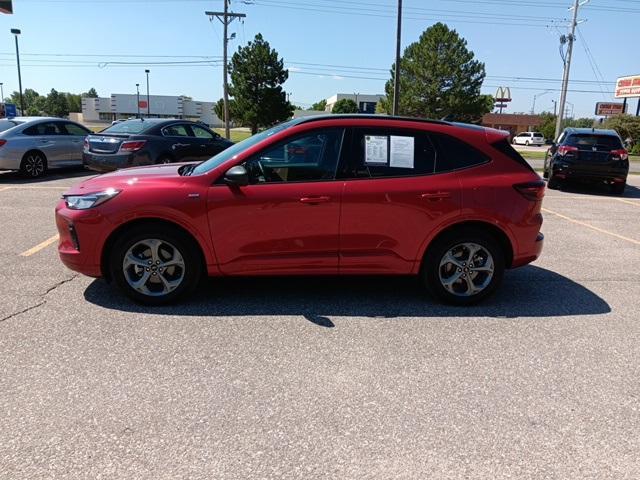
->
[55,115,544,306]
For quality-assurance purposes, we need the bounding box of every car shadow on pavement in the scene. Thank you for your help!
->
[555,180,640,199]
[83,265,611,326]
[0,167,95,184]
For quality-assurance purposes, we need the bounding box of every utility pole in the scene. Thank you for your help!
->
[145,69,150,117]
[392,0,402,116]
[552,100,557,116]
[554,0,587,140]
[136,83,140,118]
[206,2,245,140]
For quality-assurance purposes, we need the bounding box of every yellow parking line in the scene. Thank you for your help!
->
[542,208,640,246]
[616,198,640,208]
[20,234,60,257]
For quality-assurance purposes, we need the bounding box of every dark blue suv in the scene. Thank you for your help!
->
[543,128,629,194]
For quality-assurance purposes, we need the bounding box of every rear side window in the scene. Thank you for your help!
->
[162,124,190,137]
[431,133,490,173]
[491,139,535,172]
[340,128,436,179]
[23,122,64,136]
[566,134,622,150]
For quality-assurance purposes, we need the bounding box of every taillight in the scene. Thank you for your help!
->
[0,139,6,147]
[514,181,546,202]
[611,149,629,161]
[557,145,578,156]
[119,140,147,152]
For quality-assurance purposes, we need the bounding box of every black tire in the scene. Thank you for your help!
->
[20,151,47,178]
[611,182,626,195]
[525,141,530,146]
[109,225,203,305]
[547,170,561,190]
[422,229,505,306]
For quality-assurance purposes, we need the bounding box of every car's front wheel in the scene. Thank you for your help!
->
[109,226,203,305]
[611,182,626,195]
[423,229,505,305]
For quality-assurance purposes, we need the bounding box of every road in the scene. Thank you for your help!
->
[1,170,639,479]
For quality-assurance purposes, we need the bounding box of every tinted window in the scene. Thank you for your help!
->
[491,139,535,172]
[103,120,153,134]
[340,128,436,179]
[162,124,191,137]
[23,122,64,136]
[431,133,490,172]
[0,119,22,132]
[191,125,214,139]
[244,128,344,184]
[566,134,622,150]
[62,123,90,136]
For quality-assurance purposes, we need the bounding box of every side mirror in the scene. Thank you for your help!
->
[224,165,249,186]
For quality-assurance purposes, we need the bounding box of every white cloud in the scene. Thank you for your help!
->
[332,75,345,80]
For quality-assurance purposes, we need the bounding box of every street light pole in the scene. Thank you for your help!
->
[144,70,150,117]
[392,0,402,116]
[0,83,4,103]
[136,83,140,118]
[10,28,24,114]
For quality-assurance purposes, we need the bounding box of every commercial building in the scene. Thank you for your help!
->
[481,113,544,136]
[81,94,222,127]
[325,93,385,114]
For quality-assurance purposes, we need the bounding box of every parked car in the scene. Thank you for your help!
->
[543,128,629,194]
[512,131,545,146]
[56,115,545,306]
[83,118,233,173]
[0,117,92,178]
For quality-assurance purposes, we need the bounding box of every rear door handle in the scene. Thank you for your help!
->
[299,196,330,204]
[421,192,451,201]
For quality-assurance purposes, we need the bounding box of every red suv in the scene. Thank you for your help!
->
[55,115,544,305]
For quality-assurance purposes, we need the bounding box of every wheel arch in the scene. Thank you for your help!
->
[21,149,48,164]
[100,217,208,281]
[418,220,514,272]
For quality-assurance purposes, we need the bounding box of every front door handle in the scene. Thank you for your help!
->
[421,192,451,201]
[299,196,330,204]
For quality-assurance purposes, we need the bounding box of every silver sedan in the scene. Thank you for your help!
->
[0,117,92,178]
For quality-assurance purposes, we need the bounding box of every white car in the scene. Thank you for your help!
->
[512,131,545,146]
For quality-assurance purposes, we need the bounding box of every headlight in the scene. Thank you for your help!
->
[64,188,120,210]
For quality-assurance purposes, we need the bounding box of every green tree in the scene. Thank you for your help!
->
[308,99,327,111]
[66,93,82,113]
[536,112,557,141]
[44,88,70,117]
[375,100,387,114]
[379,22,493,122]
[82,88,98,98]
[331,98,359,114]
[228,33,293,134]
[602,114,640,143]
[6,88,45,114]
[566,117,595,128]
[214,97,238,123]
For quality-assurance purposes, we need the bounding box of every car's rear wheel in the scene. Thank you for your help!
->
[109,226,202,305]
[525,141,530,146]
[423,229,505,305]
[20,151,47,178]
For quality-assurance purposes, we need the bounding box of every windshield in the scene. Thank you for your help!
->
[101,120,154,134]
[191,120,295,175]
[0,119,23,133]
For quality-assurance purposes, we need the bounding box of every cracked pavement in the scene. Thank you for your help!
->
[1,170,640,479]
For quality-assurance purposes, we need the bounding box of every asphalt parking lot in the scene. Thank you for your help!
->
[1,169,639,479]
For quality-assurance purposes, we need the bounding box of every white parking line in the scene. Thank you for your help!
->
[0,186,11,192]
[542,208,640,246]
[20,234,60,257]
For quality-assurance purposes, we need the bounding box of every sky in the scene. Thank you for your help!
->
[0,0,638,118]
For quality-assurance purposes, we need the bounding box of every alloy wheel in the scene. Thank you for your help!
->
[438,242,495,297]
[122,238,186,297]
[24,154,45,177]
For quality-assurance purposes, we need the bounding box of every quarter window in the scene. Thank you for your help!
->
[244,128,344,184]
[431,133,490,173]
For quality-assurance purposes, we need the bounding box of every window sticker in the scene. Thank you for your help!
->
[390,135,415,169]
[365,135,388,165]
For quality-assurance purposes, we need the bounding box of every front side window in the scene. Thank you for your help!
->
[244,128,344,184]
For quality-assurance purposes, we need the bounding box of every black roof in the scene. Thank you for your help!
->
[563,127,620,136]
[293,114,452,127]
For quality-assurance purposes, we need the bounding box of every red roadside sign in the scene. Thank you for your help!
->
[595,102,627,116]
[615,75,640,98]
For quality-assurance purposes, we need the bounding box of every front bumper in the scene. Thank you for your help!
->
[55,200,111,277]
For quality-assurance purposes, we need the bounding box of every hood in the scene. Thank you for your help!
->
[64,164,189,195]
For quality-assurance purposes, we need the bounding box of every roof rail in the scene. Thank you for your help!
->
[293,114,452,127]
